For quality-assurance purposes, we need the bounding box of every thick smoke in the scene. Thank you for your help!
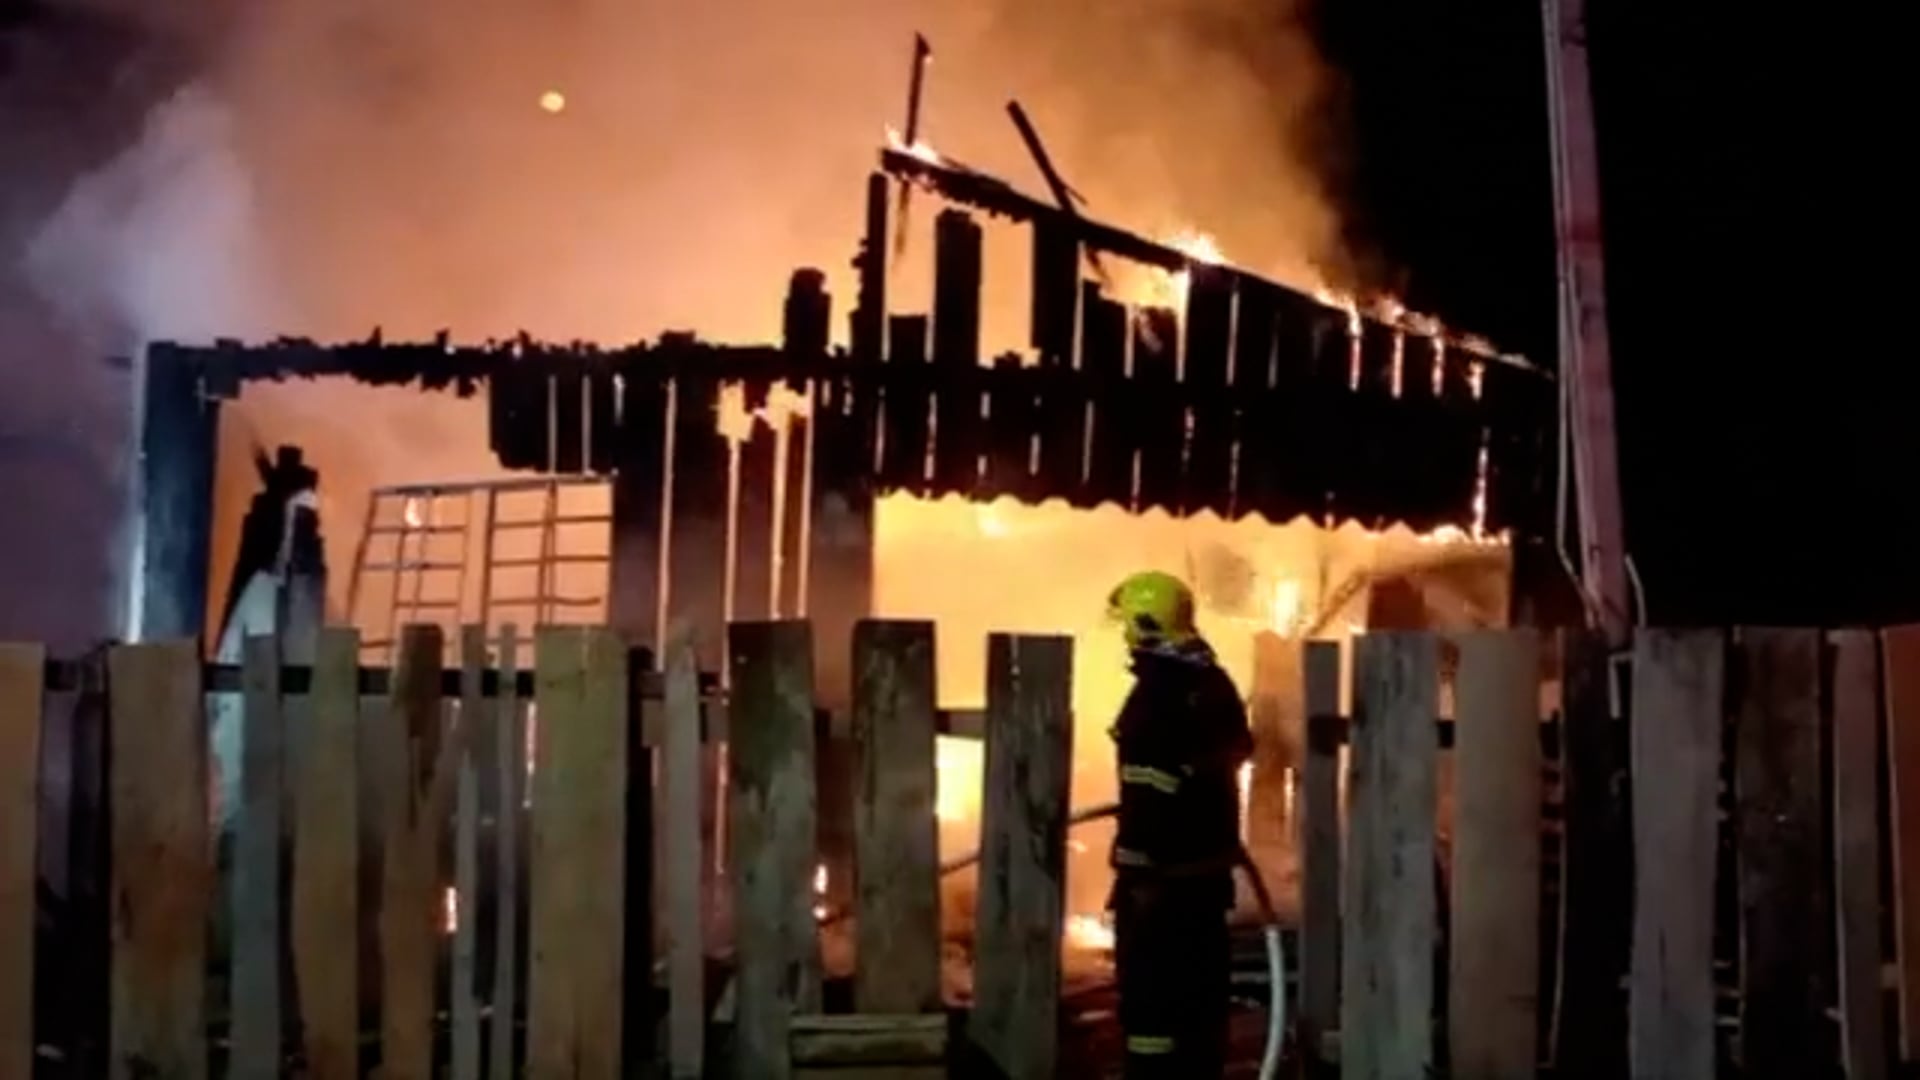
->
[7,0,1349,643]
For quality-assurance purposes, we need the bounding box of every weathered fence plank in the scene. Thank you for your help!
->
[1831,630,1887,1080]
[1298,640,1341,1067]
[232,634,285,1079]
[729,620,823,1080]
[852,620,941,1015]
[1885,624,1920,1060]
[663,642,705,1080]
[529,627,629,1079]
[293,628,360,1080]
[491,625,524,1080]
[0,643,44,1080]
[379,625,451,1080]
[1554,630,1628,1079]
[108,639,209,1080]
[1342,632,1439,1080]
[452,628,486,1080]
[1450,629,1541,1078]
[1733,627,1832,1072]
[970,634,1074,1080]
[1628,629,1724,1080]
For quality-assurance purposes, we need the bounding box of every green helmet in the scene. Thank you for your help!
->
[1105,570,1197,649]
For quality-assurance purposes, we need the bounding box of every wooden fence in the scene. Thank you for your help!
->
[8,623,1920,1078]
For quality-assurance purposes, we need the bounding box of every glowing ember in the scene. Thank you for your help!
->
[812,862,830,922]
[539,90,567,114]
[1065,913,1116,953]
[442,886,458,935]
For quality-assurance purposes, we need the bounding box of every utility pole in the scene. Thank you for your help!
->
[1542,0,1631,643]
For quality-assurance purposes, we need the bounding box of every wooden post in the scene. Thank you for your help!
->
[852,621,941,1015]
[881,317,932,494]
[1831,630,1888,1080]
[0,643,45,1080]
[1449,630,1542,1078]
[232,634,285,1079]
[1554,630,1628,1079]
[931,209,983,494]
[131,345,220,643]
[108,640,209,1080]
[1883,624,1920,1061]
[490,625,525,1080]
[662,643,705,1079]
[1733,628,1832,1072]
[1627,629,1723,1080]
[728,621,822,1080]
[378,625,452,1080]
[667,374,730,674]
[1131,308,1182,512]
[780,269,830,618]
[970,634,1074,1080]
[1297,640,1342,1067]
[452,628,487,1080]
[293,628,360,1080]
[609,372,669,652]
[1080,283,1132,509]
[1341,632,1439,1080]
[737,378,782,617]
[529,627,629,1079]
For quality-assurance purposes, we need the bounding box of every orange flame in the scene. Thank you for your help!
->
[1065,912,1116,953]
[885,126,942,167]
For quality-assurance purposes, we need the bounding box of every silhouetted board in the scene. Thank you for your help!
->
[553,365,586,475]
[1342,632,1439,1080]
[529,627,629,1079]
[729,621,822,1080]
[662,644,705,1079]
[378,625,456,1080]
[1628,629,1724,1080]
[1554,630,1628,1080]
[852,621,941,1015]
[983,358,1036,499]
[1450,630,1541,1079]
[1182,264,1234,516]
[1336,320,1397,525]
[853,172,889,364]
[1480,363,1551,537]
[1081,283,1133,508]
[452,630,487,1080]
[736,379,781,619]
[108,640,209,1080]
[970,634,1073,1080]
[1232,278,1278,393]
[668,375,729,673]
[233,634,285,1079]
[1732,628,1831,1071]
[1037,366,1088,500]
[294,628,361,1080]
[1298,640,1342,1065]
[932,210,983,494]
[491,626,525,1080]
[1131,308,1182,512]
[0,643,44,1080]
[882,317,931,493]
[609,372,668,650]
[1883,624,1920,1059]
[1029,217,1079,368]
[137,347,220,641]
[1831,630,1888,1080]
[1395,335,1454,531]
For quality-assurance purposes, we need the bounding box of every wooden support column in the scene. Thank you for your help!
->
[133,345,220,644]
[970,634,1074,1080]
[1832,630,1888,1080]
[1180,263,1234,516]
[1297,640,1342,1068]
[779,270,830,618]
[736,379,781,622]
[108,640,209,1080]
[1081,283,1132,509]
[1627,629,1723,1080]
[667,373,729,672]
[1342,632,1439,1080]
[608,372,669,651]
[729,621,823,1080]
[931,209,983,495]
[529,627,630,1079]
[1554,630,1628,1080]
[0,644,45,1080]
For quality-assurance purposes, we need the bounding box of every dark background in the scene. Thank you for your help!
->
[1321,1,1917,627]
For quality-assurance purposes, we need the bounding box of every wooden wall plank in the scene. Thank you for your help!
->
[293,628,360,1080]
[528,627,630,1079]
[1341,631,1439,1080]
[1130,308,1182,512]
[667,375,730,674]
[608,373,668,651]
[1029,217,1079,368]
[1180,263,1234,516]
[1883,624,1920,1060]
[378,625,450,1080]
[881,318,932,494]
[0,643,45,1080]
[852,621,941,1015]
[1831,630,1887,1080]
[232,634,285,1079]
[1554,630,1628,1079]
[969,634,1074,1080]
[662,643,705,1079]
[1627,629,1724,1080]
[1080,282,1132,509]
[728,620,822,1080]
[553,367,586,475]
[1297,640,1342,1066]
[1733,627,1832,1072]
[931,210,983,495]
[1449,630,1542,1078]
[108,639,210,1080]
[490,625,525,1080]
[451,628,486,1080]
[135,346,220,642]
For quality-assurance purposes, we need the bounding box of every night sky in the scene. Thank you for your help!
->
[1323,1,1917,627]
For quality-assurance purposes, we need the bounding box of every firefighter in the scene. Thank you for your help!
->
[1104,570,1254,1079]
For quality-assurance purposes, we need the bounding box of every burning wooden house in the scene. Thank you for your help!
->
[123,144,1552,982]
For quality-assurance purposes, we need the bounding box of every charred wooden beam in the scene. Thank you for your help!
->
[734,380,779,622]
[780,271,830,618]
[1029,217,1080,368]
[932,210,984,495]
[1181,264,1235,516]
[1080,283,1132,509]
[853,173,890,365]
[1131,308,1182,512]
[667,376,728,672]
[134,345,221,642]
[881,315,931,493]
[608,374,669,650]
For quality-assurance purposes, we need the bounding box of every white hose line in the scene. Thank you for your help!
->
[1257,924,1286,1080]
